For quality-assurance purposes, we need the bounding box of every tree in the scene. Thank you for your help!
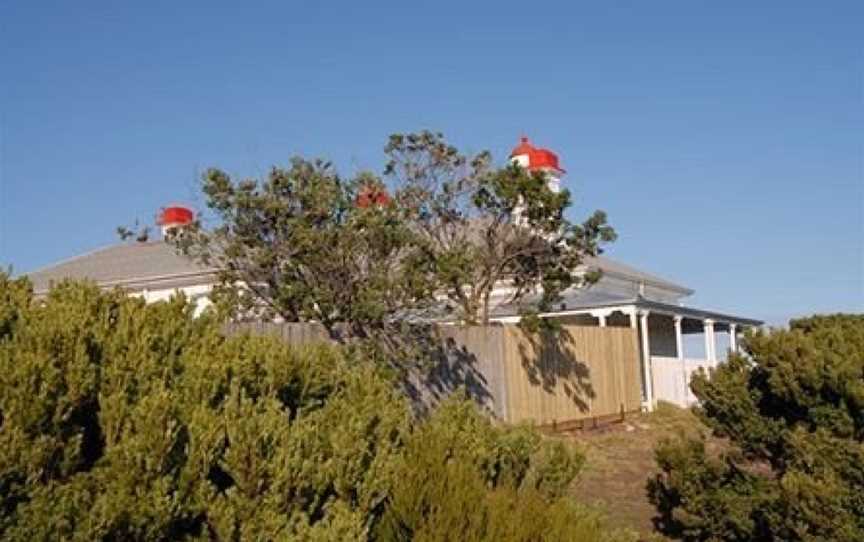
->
[0,274,634,541]
[173,158,439,353]
[175,132,615,348]
[647,314,864,541]
[385,131,616,325]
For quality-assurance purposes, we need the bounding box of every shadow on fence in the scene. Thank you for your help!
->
[515,327,595,413]
[402,331,496,417]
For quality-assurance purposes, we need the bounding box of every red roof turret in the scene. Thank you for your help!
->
[157,206,194,226]
[510,137,565,174]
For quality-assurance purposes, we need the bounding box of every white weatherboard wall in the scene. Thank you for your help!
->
[134,284,214,316]
[651,356,712,408]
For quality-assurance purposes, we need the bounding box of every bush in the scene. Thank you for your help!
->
[648,314,864,541]
[374,399,602,541]
[0,275,410,540]
[0,275,630,541]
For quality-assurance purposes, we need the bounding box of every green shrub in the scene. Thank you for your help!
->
[0,275,629,541]
[0,276,410,540]
[648,314,864,541]
[374,399,632,542]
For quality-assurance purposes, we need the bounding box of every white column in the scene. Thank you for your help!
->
[674,315,687,405]
[729,323,738,354]
[591,308,612,327]
[674,316,684,360]
[639,310,654,410]
[704,319,716,366]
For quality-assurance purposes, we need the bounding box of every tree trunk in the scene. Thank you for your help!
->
[481,289,492,326]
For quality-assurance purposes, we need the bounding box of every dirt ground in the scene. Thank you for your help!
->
[564,403,709,539]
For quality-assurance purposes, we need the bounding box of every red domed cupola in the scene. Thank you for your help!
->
[157,205,195,237]
[509,136,565,174]
[509,136,565,193]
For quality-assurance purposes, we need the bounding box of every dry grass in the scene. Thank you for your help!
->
[564,402,710,539]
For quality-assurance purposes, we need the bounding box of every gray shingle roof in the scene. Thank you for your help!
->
[23,241,691,298]
[584,255,693,295]
[25,242,216,294]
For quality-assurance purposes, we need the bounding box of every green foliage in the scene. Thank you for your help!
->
[375,399,633,542]
[173,159,439,350]
[0,275,410,540]
[0,276,627,541]
[648,314,864,541]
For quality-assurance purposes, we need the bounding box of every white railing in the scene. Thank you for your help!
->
[650,356,715,408]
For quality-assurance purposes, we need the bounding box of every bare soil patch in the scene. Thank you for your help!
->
[564,403,711,539]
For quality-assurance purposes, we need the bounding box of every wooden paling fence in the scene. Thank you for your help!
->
[225,321,331,344]
[225,322,642,427]
[499,325,642,425]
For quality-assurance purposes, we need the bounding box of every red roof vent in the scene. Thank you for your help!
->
[510,136,565,174]
[356,185,392,208]
[157,206,195,227]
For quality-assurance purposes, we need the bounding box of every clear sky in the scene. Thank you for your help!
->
[1,1,862,325]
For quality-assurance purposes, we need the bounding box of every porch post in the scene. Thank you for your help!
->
[589,308,612,327]
[639,310,654,410]
[674,316,684,359]
[674,315,687,405]
[704,318,716,366]
[729,323,738,354]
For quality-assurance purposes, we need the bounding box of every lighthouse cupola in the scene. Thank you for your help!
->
[157,205,195,237]
[509,136,566,193]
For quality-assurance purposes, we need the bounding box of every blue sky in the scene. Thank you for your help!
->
[1,1,862,325]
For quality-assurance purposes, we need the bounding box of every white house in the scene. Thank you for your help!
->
[25,138,761,410]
